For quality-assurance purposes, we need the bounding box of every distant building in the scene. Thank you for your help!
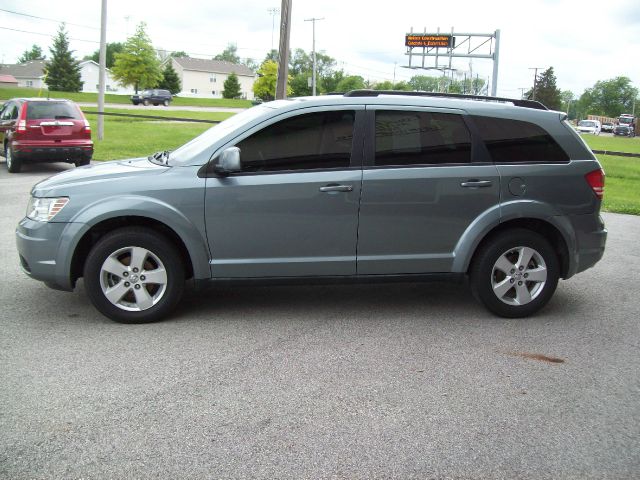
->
[170,57,256,100]
[0,60,46,88]
[0,74,18,86]
[78,60,133,95]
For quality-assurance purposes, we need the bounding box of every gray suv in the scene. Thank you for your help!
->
[16,91,607,323]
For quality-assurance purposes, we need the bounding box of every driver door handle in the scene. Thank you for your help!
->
[319,184,353,193]
[460,180,493,188]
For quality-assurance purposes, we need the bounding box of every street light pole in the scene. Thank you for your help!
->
[268,7,280,52]
[304,17,324,96]
[528,66,544,101]
[97,0,107,140]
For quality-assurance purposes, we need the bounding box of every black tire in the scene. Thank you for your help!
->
[132,101,139,106]
[143,99,150,106]
[469,229,559,318]
[74,156,91,167]
[83,227,185,323]
[163,99,169,106]
[6,145,22,173]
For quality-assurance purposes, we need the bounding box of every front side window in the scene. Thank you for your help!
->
[471,115,569,163]
[375,111,472,166]
[236,110,355,173]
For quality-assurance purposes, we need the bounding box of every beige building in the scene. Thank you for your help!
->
[0,60,46,88]
[170,57,256,100]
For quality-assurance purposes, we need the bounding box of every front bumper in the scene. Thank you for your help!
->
[16,218,77,291]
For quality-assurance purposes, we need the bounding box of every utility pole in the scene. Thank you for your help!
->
[518,87,527,99]
[528,67,544,100]
[275,0,292,100]
[268,7,280,52]
[97,0,107,140]
[491,29,500,96]
[304,17,324,96]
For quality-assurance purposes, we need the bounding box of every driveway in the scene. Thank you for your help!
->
[1,162,639,479]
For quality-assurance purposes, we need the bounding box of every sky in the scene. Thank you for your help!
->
[1,0,639,98]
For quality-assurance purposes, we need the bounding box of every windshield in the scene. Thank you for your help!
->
[578,121,595,127]
[169,104,278,165]
[619,117,633,125]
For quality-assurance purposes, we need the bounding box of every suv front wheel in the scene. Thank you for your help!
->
[470,229,559,318]
[83,227,185,323]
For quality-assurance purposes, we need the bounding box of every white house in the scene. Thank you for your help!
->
[78,60,133,95]
[0,60,46,88]
[170,57,256,100]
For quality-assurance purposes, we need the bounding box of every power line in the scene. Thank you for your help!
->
[0,26,99,44]
[0,7,99,30]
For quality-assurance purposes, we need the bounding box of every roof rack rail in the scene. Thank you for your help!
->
[343,90,548,110]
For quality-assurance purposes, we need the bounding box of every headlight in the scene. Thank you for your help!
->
[26,197,69,222]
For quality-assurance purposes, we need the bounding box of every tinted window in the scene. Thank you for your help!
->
[26,102,81,120]
[236,110,355,172]
[472,116,569,163]
[375,111,471,166]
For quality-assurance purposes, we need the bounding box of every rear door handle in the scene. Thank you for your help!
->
[460,180,493,188]
[319,184,353,193]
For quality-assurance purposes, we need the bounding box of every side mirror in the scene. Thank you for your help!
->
[214,147,241,175]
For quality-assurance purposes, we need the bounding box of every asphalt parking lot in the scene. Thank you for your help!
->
[1,161,639,479]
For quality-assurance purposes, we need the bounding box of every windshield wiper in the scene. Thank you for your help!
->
[148,150,171,165]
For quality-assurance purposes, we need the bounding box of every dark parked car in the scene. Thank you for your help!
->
[16,91,607,323]
[613,125,633,137]
[0,98,93,173]
[131,89,173,106]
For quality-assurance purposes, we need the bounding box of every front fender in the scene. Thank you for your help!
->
[54,195,210,287]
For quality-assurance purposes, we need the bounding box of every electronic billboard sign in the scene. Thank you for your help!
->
[405,34,455,48]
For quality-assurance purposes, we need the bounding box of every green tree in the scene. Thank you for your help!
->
[18,44,45,63]
[578,77,638,117]
[214,44,240,63]
[44,25,82,92]
[336,75,365,92]
[526,67,562,110]
[264,49,279,63]
[158,62,181,94]
[322,70,345,93]
[253,60,291,101]
[112,22,162,93]
[87,42,123,69]
[171,51,189,58]
[223,73,242,98]
[290,73,311,97]
[408,75,439,92]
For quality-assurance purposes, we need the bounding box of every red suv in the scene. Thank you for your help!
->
[0,98,93,173]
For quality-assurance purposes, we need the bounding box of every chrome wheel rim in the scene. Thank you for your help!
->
[99,246,168,311]
[491,246,547,306]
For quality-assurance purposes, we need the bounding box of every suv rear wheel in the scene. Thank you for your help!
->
[83,227,185,323]
[470,229,559,318]
[6,145,22,173]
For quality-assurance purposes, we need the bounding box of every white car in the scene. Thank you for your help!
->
[577,120,601,135]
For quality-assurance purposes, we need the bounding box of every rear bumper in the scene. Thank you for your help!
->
[13,143,93,161]
[569,214,607,277]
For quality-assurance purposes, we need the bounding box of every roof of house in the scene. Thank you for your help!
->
[0,60,46,79]
[172,57,255,77]
[0,74,18,84]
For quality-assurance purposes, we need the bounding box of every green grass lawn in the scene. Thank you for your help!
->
[0,85,252,108]
[83,109,233,161]
[581,135,640,215]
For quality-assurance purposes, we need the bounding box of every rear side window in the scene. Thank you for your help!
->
[26,102,81,120]
[471,116,569,163]
[236,110,355,172]
[375,111,471,166]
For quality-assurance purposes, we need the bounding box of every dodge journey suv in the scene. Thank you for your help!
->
[16,91,607,323]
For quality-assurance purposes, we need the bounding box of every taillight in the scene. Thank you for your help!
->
[16,103,28,133]
[83,118,91,134]
[585,169,605,200]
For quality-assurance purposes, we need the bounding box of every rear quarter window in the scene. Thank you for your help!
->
[471,115,569,163]
[26,102,81,120]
